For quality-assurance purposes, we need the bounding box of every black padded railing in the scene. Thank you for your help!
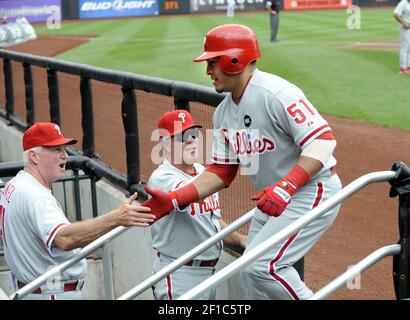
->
[0,49,226,198]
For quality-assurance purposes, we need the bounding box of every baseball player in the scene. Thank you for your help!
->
[266,0,280,42]
[394,0,410,74]
[226,0,235,18]
[147,110,247,300]
[142,24,342,300]
[0,122,155,300]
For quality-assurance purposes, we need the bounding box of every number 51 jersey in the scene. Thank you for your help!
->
[211,68,337,190]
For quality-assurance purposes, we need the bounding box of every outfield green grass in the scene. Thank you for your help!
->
[35,9,410,130]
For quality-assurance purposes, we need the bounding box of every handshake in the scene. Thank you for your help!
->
[141,186,179,223]
[142,177,297,222]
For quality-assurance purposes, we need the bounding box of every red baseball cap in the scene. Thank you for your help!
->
[157,110,202,138]
[23,122,77,151]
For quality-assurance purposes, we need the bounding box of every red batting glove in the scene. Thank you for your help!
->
[142,183,200,223]
[251,178,297,217]
[142,186,178,222]
[252,164,310,217]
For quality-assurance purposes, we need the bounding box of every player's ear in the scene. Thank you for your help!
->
[29,149,40,163]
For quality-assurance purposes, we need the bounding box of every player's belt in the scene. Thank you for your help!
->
[157,252,219,267]
[184,258,219,267]
[17,280,82,294]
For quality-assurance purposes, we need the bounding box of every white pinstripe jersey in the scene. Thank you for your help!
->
[0,171,87,284]
[148,160,222,260]
[211,68,337,190]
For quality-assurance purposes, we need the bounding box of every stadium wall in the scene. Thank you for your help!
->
[0,0,397,24]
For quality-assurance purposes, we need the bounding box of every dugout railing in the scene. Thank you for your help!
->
[118,161,409,300]
[2,160,409,299]
[0,49,224,200]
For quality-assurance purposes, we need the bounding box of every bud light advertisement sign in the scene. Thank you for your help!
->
[79,0,159,19]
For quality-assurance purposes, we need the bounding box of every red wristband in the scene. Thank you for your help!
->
[285,164,310,191]
[206,163,239,187]
[174,183,200,209]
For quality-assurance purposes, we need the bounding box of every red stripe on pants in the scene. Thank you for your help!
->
[267,182,324,299]
[166,275,173,300]
[312,182,323,209]
[269,232,300,300]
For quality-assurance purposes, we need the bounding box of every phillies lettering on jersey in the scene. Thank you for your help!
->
[190,194,221,216]
[220,128,276,155]
[211,69,336,190]
[148,159,222,260]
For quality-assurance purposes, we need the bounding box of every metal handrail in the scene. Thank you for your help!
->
[11,226,128,300]
[8,170,398,300]
[178,171,396,300]
[310,244,400,300]
[118,209,255,300]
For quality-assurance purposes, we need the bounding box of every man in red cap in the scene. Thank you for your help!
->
[0,122,155,300]
[147,110,246,300]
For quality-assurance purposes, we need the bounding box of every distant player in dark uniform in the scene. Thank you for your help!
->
[266,1,280,42]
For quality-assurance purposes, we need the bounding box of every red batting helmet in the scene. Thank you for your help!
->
[193,24,261,75]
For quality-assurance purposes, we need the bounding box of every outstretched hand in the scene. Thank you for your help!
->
[141,186,176,222]
[116,192,156,227]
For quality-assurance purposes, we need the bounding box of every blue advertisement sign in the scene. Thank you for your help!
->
[79,0,159,19]
[0,0,62,23]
